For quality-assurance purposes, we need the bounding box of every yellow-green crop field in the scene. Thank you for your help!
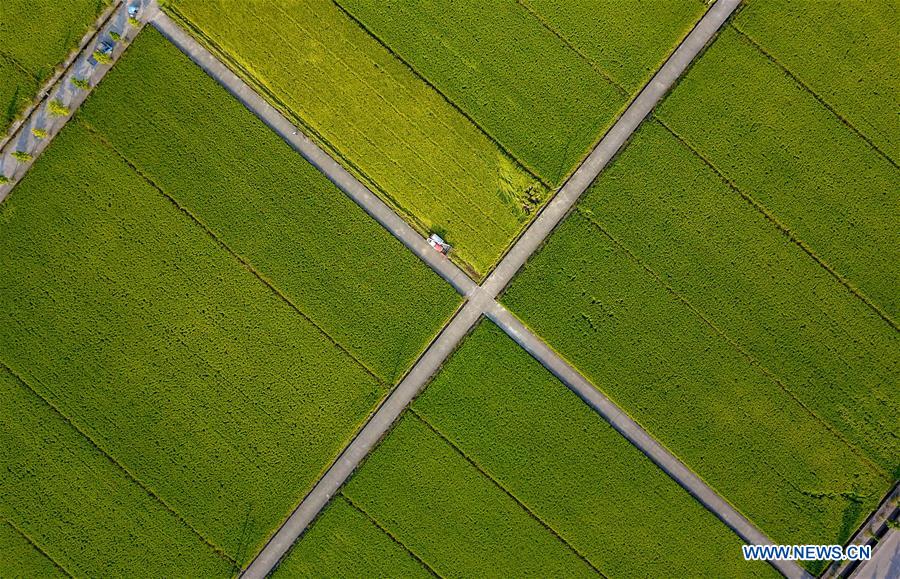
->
[160,0,548,277]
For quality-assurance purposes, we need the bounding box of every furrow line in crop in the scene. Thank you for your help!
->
[0,51,38,81]
[0,362,237,569]
[5,521,73,578]
[330,0,550,189]
[407,408,607,577]
[79,119,386,386]
[729,23,898,169]
[514,0,628,97]
[339,494,443,578]
[575,206,892,479]
[655,118,899,333]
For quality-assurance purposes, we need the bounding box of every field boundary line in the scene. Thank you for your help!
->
[0,362,237,569]
[0,51,37,82]
[0,0,122,151]
[79,120,386,386]
[483,304,811,579]
[514,0,629,97]
[729,24,897,169]
[575,207,892,477]
[339,494,443,579]
[408,408,606,577]
[330,0,551,189]
[656,118,898,333]
[5,521,74,578]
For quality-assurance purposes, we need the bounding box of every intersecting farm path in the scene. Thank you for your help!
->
[149,1,807,577]
[0,0,795,575]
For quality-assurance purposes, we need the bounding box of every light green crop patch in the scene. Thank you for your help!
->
[337,0,627,186]
[518,0,705,93]
[161,0,548,277]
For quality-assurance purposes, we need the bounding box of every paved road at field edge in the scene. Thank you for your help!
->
[223,0,808,577]
[150,8,477,298]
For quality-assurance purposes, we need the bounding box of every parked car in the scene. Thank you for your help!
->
[89,40,115,65]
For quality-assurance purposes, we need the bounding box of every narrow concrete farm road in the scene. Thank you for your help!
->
[150,7,477,298]
[0,0,150,203]
[226,1,807,578]
[480,0,743,298]
[484,303,810,579]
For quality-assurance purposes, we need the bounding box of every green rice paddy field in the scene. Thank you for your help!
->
[79,29,460,384]
[733,0,899,161]
[0,0,109,132]
[0,521,65,578]
[1,30,458,572]
[288,323,776,578]
[1,367,232,576]
[656,26,900,322]
[503,120,898,573]
[161,0,548,277]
